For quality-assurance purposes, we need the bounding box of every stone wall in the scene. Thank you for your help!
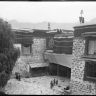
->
[71,37,96,95]
[12,56,30,77]
[30,38,48,67]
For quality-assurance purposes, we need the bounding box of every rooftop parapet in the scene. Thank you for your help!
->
[74,23,96,37]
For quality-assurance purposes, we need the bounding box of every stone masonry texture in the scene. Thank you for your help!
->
[71,37,96,95]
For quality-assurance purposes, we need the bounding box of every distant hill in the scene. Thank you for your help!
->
[8,20,76,30]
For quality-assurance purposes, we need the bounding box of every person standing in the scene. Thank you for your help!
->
[56,80,58,85]
[50,81,52,89]
[53,79,55,85]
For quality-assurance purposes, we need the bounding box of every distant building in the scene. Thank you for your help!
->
[44,29,73,77]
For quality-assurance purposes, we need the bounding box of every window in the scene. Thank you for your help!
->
[88,40,96,55]
[83,38,96,82]
[84,61,96,82]
[22,44,31,55]
[83,37,96,57]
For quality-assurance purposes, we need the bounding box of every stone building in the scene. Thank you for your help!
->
[13,29,56,76]
[71,23,96,95]
[29,29,56,76]
[12,28,74,78]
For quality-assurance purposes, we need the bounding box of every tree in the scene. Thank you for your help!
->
[0,18,20,92]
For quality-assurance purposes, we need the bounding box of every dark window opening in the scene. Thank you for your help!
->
[84,61,96,82]
[22,44,32,55]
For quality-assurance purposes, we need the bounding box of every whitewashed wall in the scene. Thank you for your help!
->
[30,37,47,67]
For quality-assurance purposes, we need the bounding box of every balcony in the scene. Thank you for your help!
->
[81,54,96,61]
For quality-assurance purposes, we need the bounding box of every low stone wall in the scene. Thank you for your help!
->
[12,56,31,78]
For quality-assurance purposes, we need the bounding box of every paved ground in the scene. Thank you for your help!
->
[5,76,70,95]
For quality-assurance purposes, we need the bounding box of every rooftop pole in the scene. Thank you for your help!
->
[48,22,51,30]
[80,9,83,17]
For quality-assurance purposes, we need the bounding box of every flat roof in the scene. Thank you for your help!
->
[74,22,96,28]
[44,52,72,68]
[29,63,49,68]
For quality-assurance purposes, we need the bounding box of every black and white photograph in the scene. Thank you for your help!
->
[0,1,96,95]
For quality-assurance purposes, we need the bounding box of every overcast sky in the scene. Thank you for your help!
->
[0,1,96,23]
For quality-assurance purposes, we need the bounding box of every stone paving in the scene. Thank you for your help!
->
[5,76,70,95]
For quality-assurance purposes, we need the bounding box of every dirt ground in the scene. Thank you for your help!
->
[5,76,70,95]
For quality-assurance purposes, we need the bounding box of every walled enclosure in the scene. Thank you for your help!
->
[70,24,96,95]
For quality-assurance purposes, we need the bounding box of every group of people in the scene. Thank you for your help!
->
[50,79,58,89]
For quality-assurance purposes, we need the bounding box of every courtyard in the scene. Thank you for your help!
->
[5,76,70,95]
